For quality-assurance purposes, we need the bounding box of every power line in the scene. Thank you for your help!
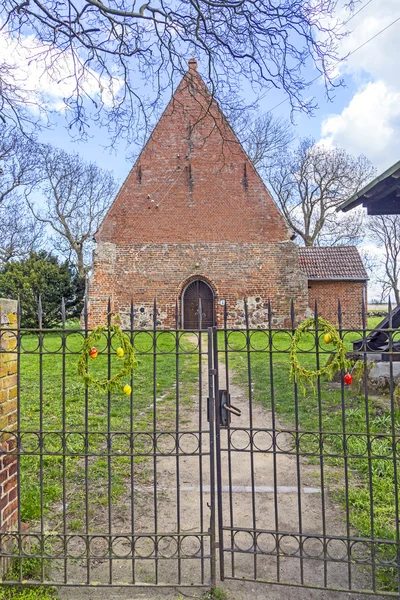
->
[265,12,400,115]
[339,0,374,29]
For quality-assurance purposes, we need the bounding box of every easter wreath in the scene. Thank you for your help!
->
[289,317,352,393]
[78,323,136,395]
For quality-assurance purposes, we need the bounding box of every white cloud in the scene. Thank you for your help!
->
[321,80,400,170]
[319,0,400,172]
[0,29,123,116]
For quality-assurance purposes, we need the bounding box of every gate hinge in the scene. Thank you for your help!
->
[209,369,217,375]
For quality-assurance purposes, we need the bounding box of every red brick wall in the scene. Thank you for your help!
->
[307,281,367,329]
[88,61,309,328]
[0,299,18,536]
[88,241,308,328]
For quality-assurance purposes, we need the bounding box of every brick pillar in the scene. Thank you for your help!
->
[0,299,18,535]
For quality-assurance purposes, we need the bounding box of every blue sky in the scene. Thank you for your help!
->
[20,0,399,182]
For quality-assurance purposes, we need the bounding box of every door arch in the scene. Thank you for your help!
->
[182,279,214,329]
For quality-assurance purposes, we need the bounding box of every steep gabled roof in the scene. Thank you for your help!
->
[95,59,290,245]
[298,246,368,281]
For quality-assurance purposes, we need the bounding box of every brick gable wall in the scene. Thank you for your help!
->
[88,61,365,329]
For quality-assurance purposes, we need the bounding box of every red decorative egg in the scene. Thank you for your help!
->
[344,373,353,386]
[89,347,98,359]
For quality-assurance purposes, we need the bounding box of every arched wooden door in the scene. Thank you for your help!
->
[182,280,214,329]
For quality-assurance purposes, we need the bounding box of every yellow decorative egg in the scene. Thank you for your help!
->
[116,347,125,358]
[123,384,132,396]
[323,333,332,344]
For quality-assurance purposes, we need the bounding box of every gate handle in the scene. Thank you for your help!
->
[224,403,241,417]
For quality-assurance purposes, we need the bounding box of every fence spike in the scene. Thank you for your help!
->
[267,298,272,327]
[83,295,88,330]
[198,297,203,330]
[37,295,43,329]
[175,298,179,329]
[314,299,319,322]
[244,298,249,330]
[290,298,295,329]
[129,298,135,330]
[107,297,111,327]
[389,296,393,329]
[337,298,342,330]
[223,299,227,329]
[153,297,157,329]
[61,297,66,327]
[361,290,367,330]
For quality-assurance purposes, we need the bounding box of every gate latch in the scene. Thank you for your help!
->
[219,390,241,427]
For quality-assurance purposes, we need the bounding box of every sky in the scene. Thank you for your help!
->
[1,0,399,300]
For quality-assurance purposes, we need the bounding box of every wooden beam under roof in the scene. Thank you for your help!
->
[338,160,400,215]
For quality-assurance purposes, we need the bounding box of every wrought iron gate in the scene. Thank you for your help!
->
[0,301,216,590]
[1,298,400,597]
[213,301,400,597]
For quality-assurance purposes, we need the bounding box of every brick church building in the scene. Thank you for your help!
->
[87,59,367,329]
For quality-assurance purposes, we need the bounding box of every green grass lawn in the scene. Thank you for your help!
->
[17,329,199,524]
[220,320,400,592]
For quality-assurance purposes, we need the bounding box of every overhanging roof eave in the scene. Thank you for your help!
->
[337,159,400,213]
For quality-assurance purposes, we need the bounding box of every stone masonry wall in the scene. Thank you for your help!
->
[0,299,18,577]
[88,241,309,329]
[307,281,367,329]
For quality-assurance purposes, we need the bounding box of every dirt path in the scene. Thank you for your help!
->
[58,346,386,600]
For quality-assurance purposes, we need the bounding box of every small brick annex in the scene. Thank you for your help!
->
[87,60,366,330]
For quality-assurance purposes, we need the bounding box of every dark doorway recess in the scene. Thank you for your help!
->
[182,279,214,329]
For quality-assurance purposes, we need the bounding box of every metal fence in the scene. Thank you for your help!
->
[0,297,399,596]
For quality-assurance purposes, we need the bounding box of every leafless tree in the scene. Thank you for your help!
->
[27,148,118,278]
[1,0,356,144]
[229,111,295,173]
[368,216,400,305]
[0,126,44,205]
[269,138,375,247]
[0,199,44,265]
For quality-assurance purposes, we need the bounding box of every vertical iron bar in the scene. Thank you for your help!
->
[313,301,327,588]
[129,300,136,584]
[362,293,375,591]
[107,299,113,584]
[223,302,235,578]
[61,298,67,584]
[387,299,400,593]
[16,298,22,584]
[199,298,203,331]
[244,300,257,580]
[84,297,90,584]
[175,300,181,584]
[197,305,205,584]
[153,298,159,584]
[291,299,304,584]
[267,300,280,583]
[208,327,217,588]
[338,300,352,590]
[38,296,44,582]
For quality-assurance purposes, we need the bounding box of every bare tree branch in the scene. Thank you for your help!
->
[0,0,356,144]
[0,198,44,265]
[27,146,118,278]
[229,111,295,173]
[0,125,44,205]
[269,138,376,247]
[368,216,400,305]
